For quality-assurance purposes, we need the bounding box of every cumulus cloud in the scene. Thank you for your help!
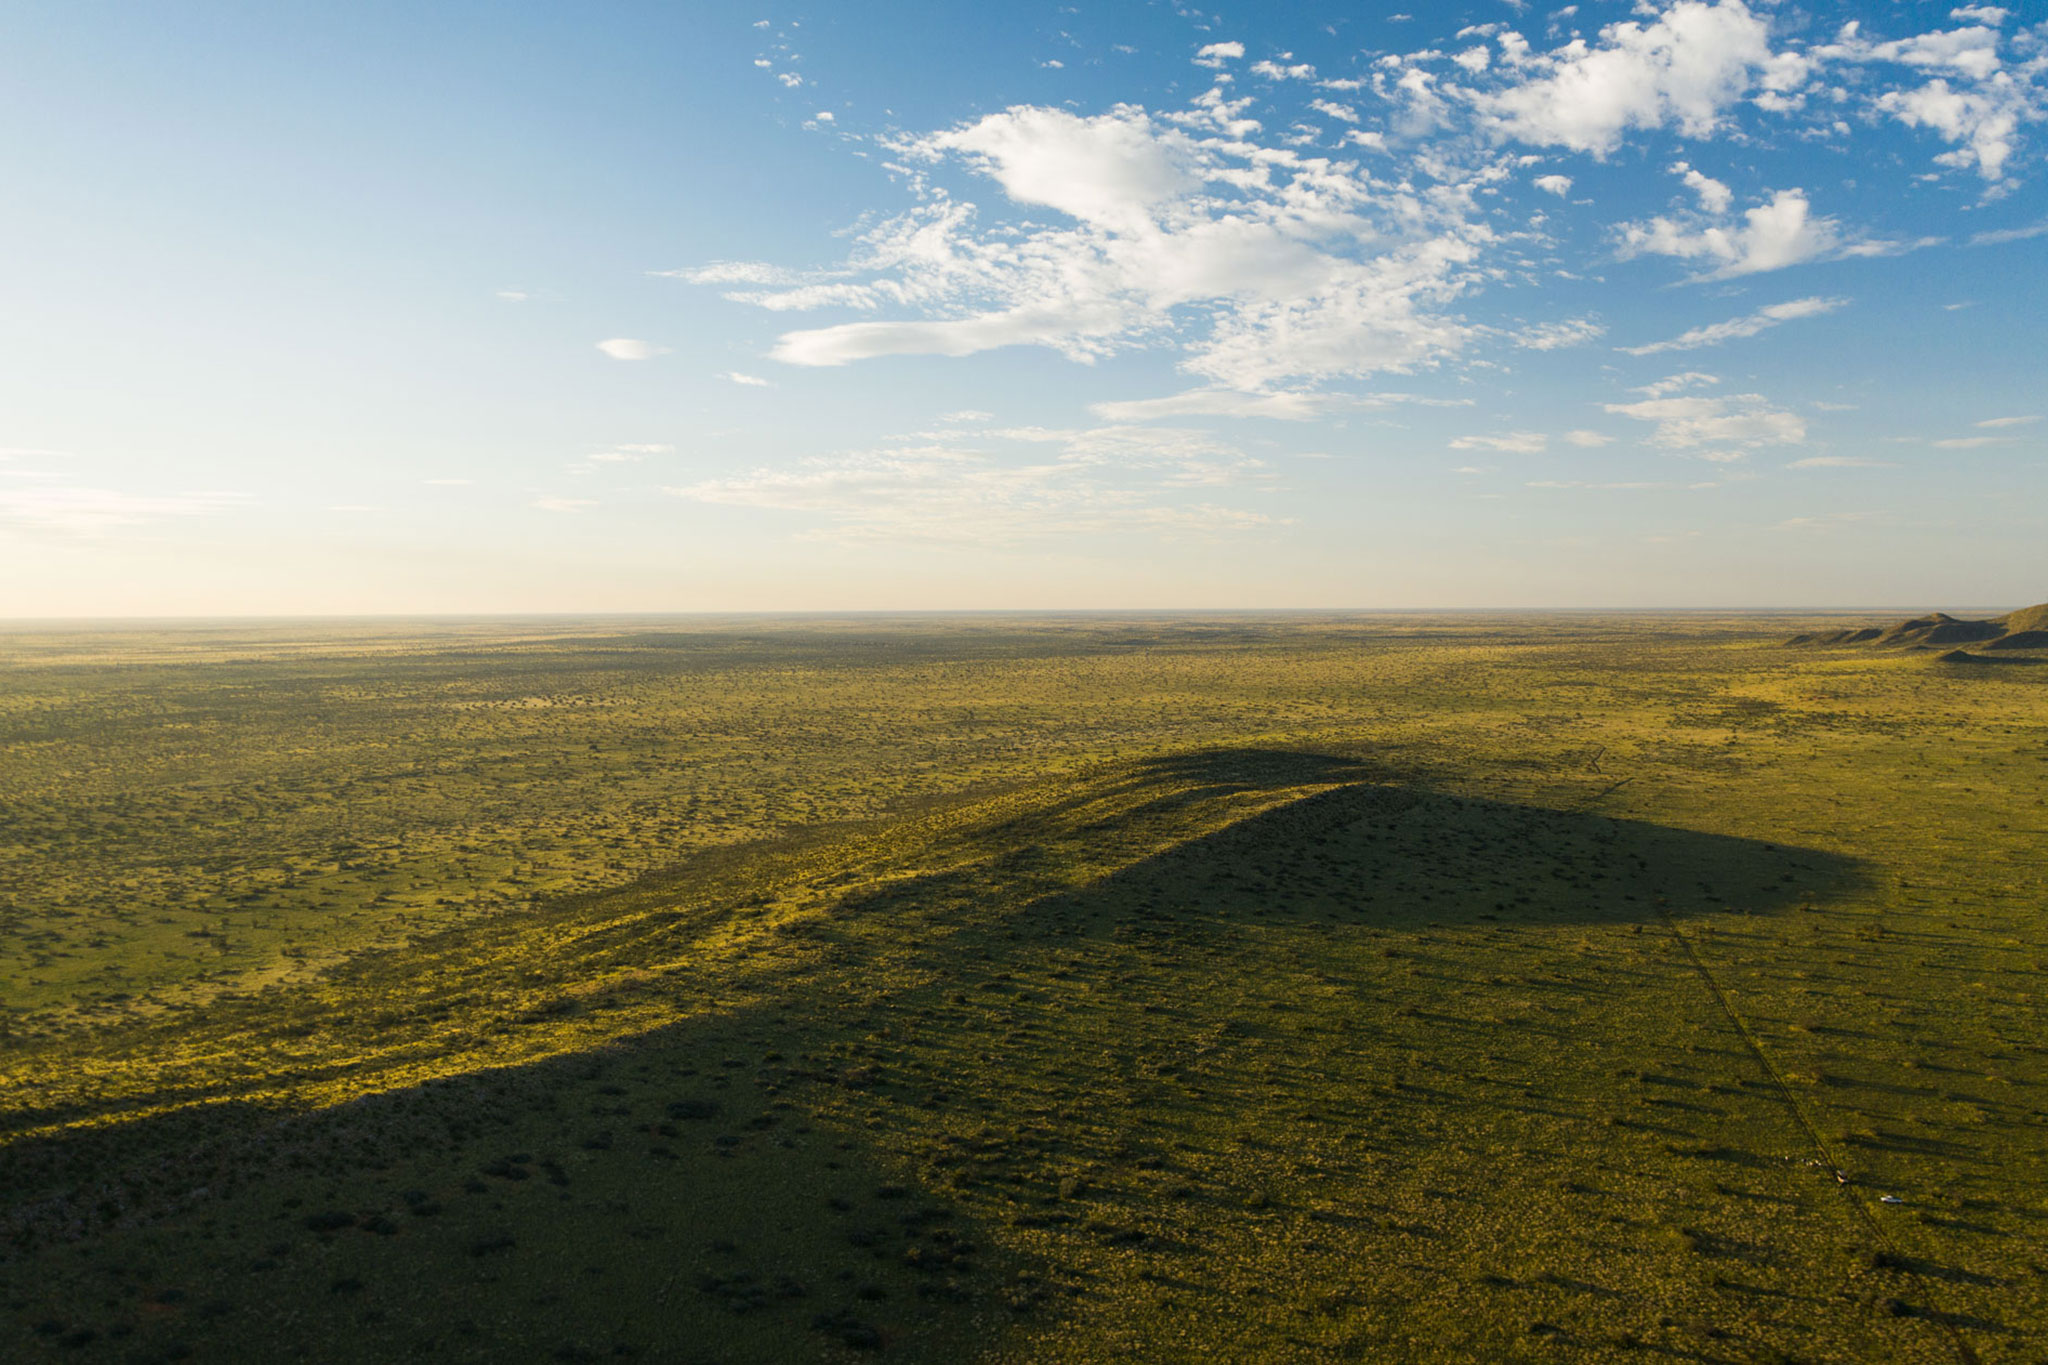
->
[1476,0,1804,154]
[596,338,668,360]
[1671,161,1733,214]
[1616,188,1846,278]
[916,106,1201,230]
[1877,76,2033,182]
[1813,16,2043,184]
[672,5,2037,435]
[1620,295,1847,354]
[732,102,1500,391]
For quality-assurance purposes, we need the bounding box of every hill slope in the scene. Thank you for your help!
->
[1787,602,2048,653]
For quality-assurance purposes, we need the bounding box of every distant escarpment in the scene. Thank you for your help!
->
[1786,603,2048,661]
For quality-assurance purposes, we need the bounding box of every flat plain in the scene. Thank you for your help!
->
[1,613,2043,1362]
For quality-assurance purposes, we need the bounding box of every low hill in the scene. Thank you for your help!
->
[1786,602,2048,654]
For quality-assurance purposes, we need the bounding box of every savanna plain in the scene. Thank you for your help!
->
[1,612,2043,1363]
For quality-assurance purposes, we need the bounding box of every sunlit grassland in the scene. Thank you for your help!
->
[1,614,2043,1361]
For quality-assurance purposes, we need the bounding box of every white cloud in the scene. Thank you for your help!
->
[1616,188,1845,278]
[1251,59,1318,81]
[663,427,1278,545]
[662,262,820,286]
[735,103,1496,390]
[1971,221,2048,245]
[1633,371,1719,398]
[1514,317,1605,349]
[1620,295,1847,354]
[1671,160,1733,214]
[1194,41,1245,70]
[596,338,668,360]
[1789,456,1894,468]
[1858,25,2005,82]
[1812,16,2041,183]
[496,289,529,302]
[1932,434,2008,448]
[1450,431,1547,453]
[1772,511,1884,533]
[1532,173,1573,195]
[1310,99,1361,123]
[1527,480,1681,491]
[0,487,246,534]
[1604,389,1805,451]
[1565,429,1614,446]
[1976,414,2040,428]
[939,409,994,423]
[1088,389,1448,422]
[1476,0,1803,155]
[1877,76,2032,182]
[915,106,1200,230]
[723,371,772,386]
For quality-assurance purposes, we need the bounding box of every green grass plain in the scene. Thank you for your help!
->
[1,613,2044,1362]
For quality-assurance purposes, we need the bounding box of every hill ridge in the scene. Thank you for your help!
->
[1786,601,2048,654]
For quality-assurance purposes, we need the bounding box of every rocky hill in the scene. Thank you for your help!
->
[1787,603,2048,657]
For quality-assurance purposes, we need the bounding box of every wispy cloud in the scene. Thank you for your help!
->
[1605,384,1805,457]
[596,338,668,361]
[664,425,1278,545]
[1788,455,1895,468]
[0,487,247,534]
[1449,431,1547,453]
[1089,389,1464,422]
[1970,221,2048,246]
[1620,296,1847,355]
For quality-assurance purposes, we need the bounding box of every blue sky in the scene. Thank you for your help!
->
[2,0,2043,614]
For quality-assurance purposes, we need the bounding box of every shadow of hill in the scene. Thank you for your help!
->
[0,1000,1044,1363]
[1008,775,1869,935]
[0,749,1884,1363]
